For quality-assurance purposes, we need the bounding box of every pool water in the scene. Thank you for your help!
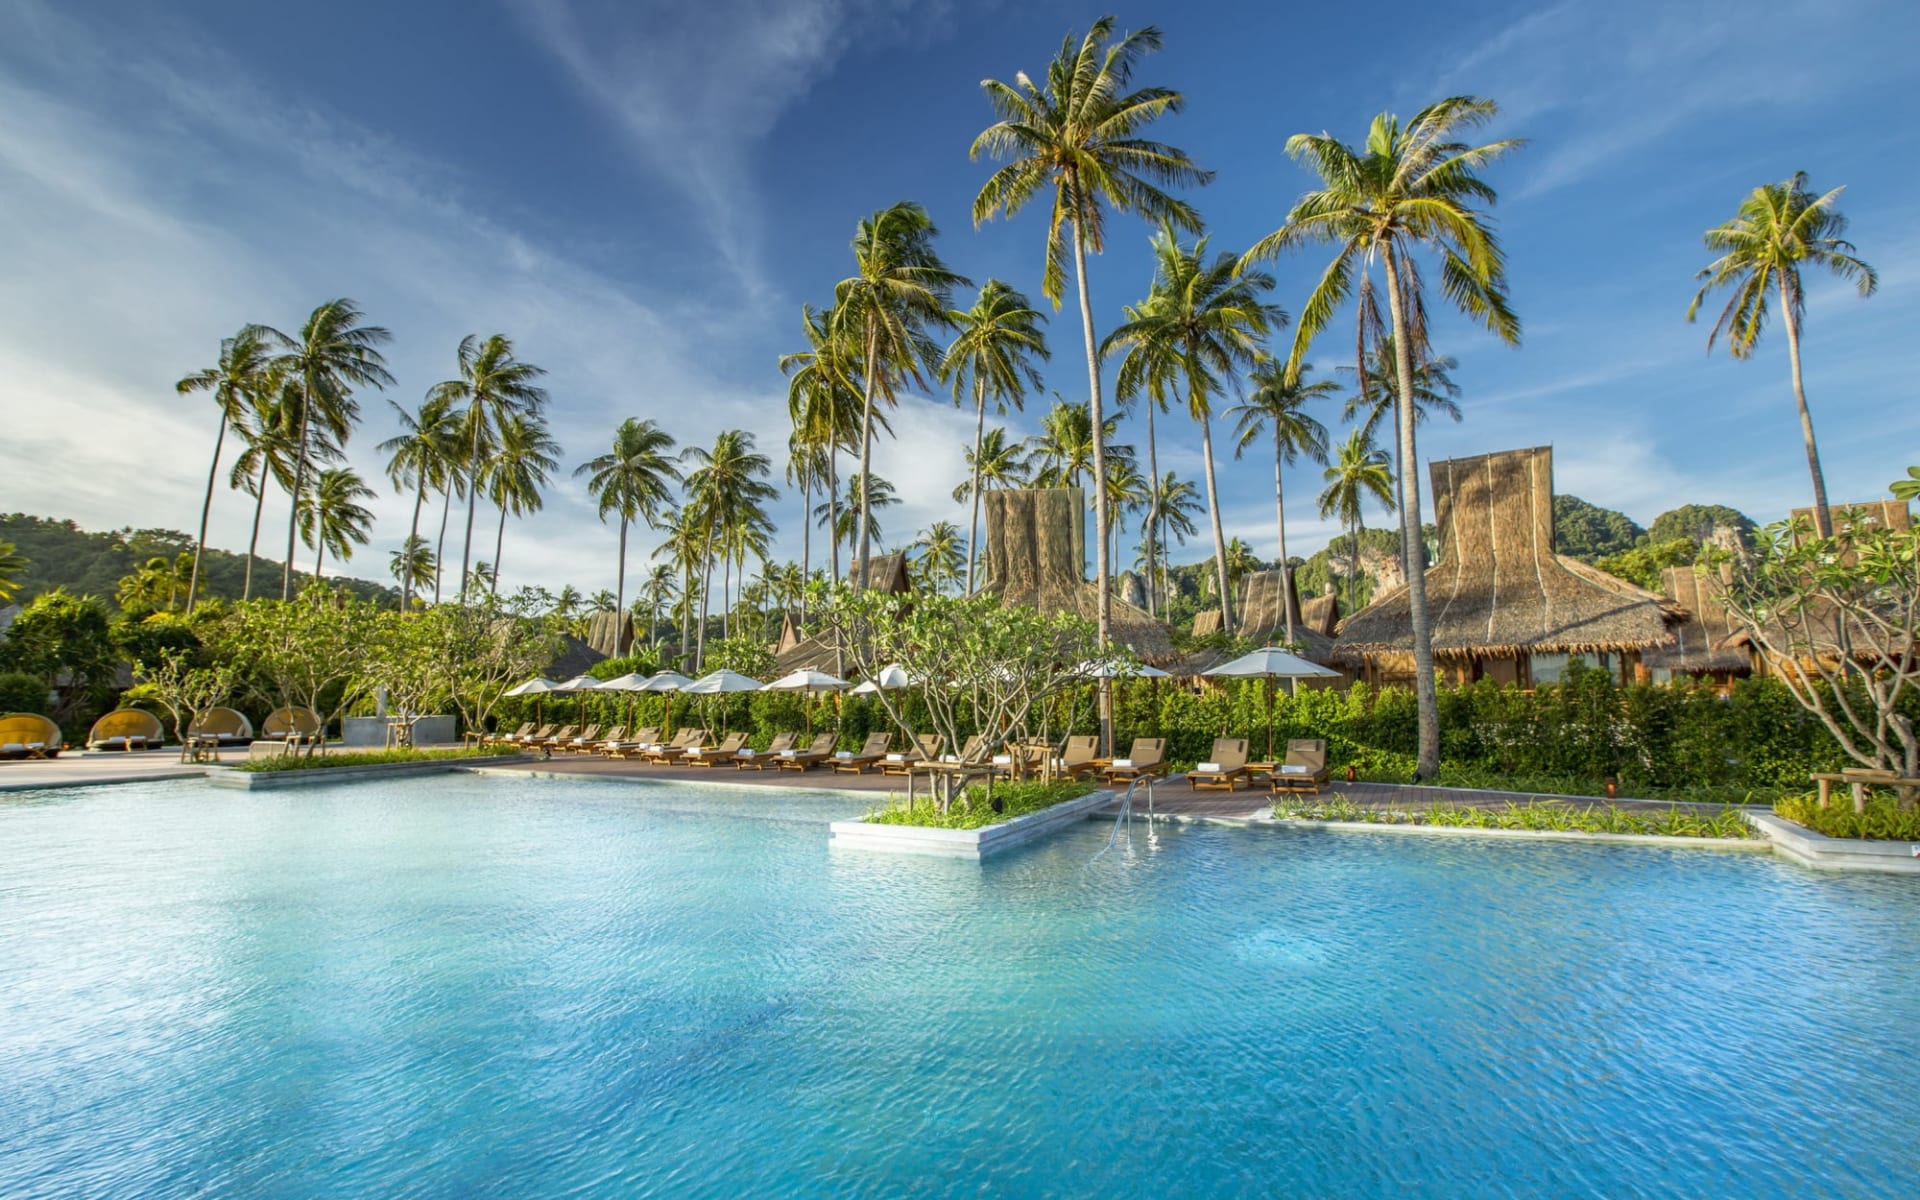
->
[3,774,1917,1198]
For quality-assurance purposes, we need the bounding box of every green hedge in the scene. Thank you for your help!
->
[1775,793,1920,840]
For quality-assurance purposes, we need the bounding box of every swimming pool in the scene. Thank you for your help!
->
[3,773,1916,1197]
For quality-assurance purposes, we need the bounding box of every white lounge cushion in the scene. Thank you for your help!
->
[1197,762,1222,774]
[1111,758,1133,769]
[778,749,796,758]
[885,753,906,762]
[834,751,853,759]
[991,754,1011,765]
[1,743,23,752]
[1279,763,1311,775]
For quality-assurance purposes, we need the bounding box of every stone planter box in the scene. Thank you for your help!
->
[830,789,1112,860]
[1746,811,1920,874]
[205,753,527,790]
[340,716,456,748]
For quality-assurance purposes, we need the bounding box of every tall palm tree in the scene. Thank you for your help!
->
[1134,471,1201,610]
[654,507,702,655]
[831,202,966,589]
[1100,456,1149,581]
[390,537,435,605]
[1245,95,1522,778]
[485,413,560,594]
[576,418,681,645]
[682,430,775,667]
[640,563,677,644]
[779,303,870,587]
[1229,360,1335,645]
[176,327,270,614]
[1028,398,1110,488]
[911,521,968,595]
[952,426,1033,504]
[1104,223,1284,633]
[1318,430,1395,614]
[296,467,376,580]
[253,299,393,599]
[972,16,1210,660]
[816,473,899,561]
[1342,335,1462,444]
[943,280,1050,591]
[226,365,313,601]
[377,393,464,608]
[427,334,549,603]
[1688,171,1877,537]
[1109,296,1180,619]
[786,434,829,615]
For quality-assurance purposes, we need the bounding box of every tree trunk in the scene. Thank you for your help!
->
[403,484,427,608]
[615,518,628,653]
[283,379,313,600]
[1382,244,1440,778]
[188,413,228,615]
[314,536,325,581]
[1780,284,1833,538]
[1275,425,1295,648]
[1200,412,1234,634]
[243,454,270,601]
[967,376,986,594]
[492,503,507,596]
[434,487,453,604]
[828,445,841,585]
[1144,400,1160,618]
[696,518,716,669]
[1349,518,1362,613]
[1068,198,1113,756]
[459,411,484,604]
[854,325,881,591]
[799,474,811,623]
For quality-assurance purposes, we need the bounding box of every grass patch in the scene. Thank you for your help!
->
[1270,794,1755,839]
[234,747,502,773]
[863,780,1095,830]
[1774,792,1920,840]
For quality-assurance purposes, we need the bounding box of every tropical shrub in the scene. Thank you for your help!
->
[1774,793,1920,841]
[0,670,48,714]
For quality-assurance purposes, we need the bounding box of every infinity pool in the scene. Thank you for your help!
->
[3,774,1916,1197]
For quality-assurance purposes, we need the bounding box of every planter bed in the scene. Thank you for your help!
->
[831,789,1113,860]
[1746,811,1920,874]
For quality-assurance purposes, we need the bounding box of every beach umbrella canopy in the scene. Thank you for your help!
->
[684,670,765,695]
[764,668,850,692]
[503,676,561,724]
[1202,647,1341,760]
[1076,660,1172,679]
[848,663,912,695]
[635,670,695,733]
[596,672,653,729]
[551,674,604,725]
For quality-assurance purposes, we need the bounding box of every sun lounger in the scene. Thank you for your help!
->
[0,714,63,760]
[775,732,842,771]
[734,732,797,769]
[1100,738,1167,786]
[485,721,534,748]
[683,732,750,766]
[1188,738,1252,791]
[644,729,710,764]
[990,738,1050,780]
[829,732,894,774]
[552,724,603,754]
[1267,739,1332,796]
[599,726,657,756]
[878,733,942,777]
[1055,735,1101,779]
[528,724,578,753]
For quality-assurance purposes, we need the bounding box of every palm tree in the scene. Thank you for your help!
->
[1134,471,1201,609]
[640,564,677,643]
[226,366,313,601]
[912,521,968,595]
[654,507,702,654]
[176,326,270,614]
[682,430,775,667]
[780,303,870,587]
[1342,335,1462,444]
[952,426,1033,504]
[943,280,1050,591]
[1245,95,1522,778]
[0,540,28,603]
[1688,171,1877,537]
[1318,430,1395,613]
[831,202,966,589]
[377,392,464,608]
[296,467,376,580]
[1108,295,1180,618]
[1229,360,1335,645]
[484,413,560,594]
[253,299,393,599]
[1104,223,1284,633]
[427,334,549,603]
[1099,456,1149,580]
[972,15,1210,660]
[390,537,435,604]
[786,434,829,615]
[1028,398,1113,488]
[816,473,899,560]
[576,418,682,647]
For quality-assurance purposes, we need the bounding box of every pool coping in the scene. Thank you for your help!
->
[831,789,1115,859]
[1248,814,1774,853]
[470,765,886,801]
[1744,811,1920,874]
[205,754,531,789]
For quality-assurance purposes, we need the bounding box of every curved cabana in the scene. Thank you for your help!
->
[263,706,324,740]
[189,706,255,744]
[1,713,63,759]
[86,708,165,751]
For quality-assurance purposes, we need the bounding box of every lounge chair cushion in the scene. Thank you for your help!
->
[885,753,906,762]
[1112,758,1132,768]
[1279,764,1310,775]
[1197,762,1221,773]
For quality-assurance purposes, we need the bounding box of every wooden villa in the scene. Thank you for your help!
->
[1332,446,1681,687]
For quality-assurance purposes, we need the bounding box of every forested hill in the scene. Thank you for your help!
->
[1,514,396,609]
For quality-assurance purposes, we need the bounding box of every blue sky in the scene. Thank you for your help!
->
[2,0,1915,596]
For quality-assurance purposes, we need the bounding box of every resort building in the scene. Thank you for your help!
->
[1332,446,1681,688]
[771,551,915,675]
[1641,564,1751,687]
[1190,567,1339,666]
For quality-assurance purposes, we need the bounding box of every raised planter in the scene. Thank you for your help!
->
[830,789,1113,860]
[1260,815,1772,853]
[340,716,456,748]
[1746,811,1920,874]
[205,753,528,790]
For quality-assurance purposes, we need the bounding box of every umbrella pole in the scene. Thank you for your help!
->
[1266,676,1275,762]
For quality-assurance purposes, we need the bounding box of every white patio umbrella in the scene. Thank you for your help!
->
[1076,660,1173,679]
[551,673,604,725]
[848,663,912,695]
[596,672,653,731]
[764,668,850,733]
[503,676,560,724]
[1202,647,1341,761]
[638,670,696,735]
[684,669,765,694]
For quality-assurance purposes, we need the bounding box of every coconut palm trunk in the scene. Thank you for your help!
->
[1382,246,1440,777]
[827,447,841,585]
[243,458,270,601]
[492,504,507,596]
[798,476,811,622]
[1273,424,1295,647]
[403,484,427,607]
[696,519,717,668]
[1199,411,1233,633]
[1779,284,1832,536]
[187,413,228,615]
[434,488,452,604]
[614,518,628,647]
[966,375,987,593]
[283,393,313,599]
[1069,207,1114,755]
[1144,402,1160,617]
[459,419,484,603]
[854,328,880,589]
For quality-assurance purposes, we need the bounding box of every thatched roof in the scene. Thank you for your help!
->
[1642,565,1750,674]
[1790,499,1912,538]
[851,552,913,595]
[543,633,607,679]
[979,488,1176,664]
[1301,594,1340,638]
[1334,446,1679,663]
[1191,568,1336,664]
[586,609,633,658]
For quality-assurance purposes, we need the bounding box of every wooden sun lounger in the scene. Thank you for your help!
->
[877,733,941,776]
[528,725,578,752]
[552,725,603,754]
[484,722,534,748]
[1056,735,1101,779]
[733,732,798,769]
[1188,738,1252,791]
[829,732,894,774]
[683,732,750,766]
[1267,739,1332,796]
[1100,739,1167,786]
[599,726,658,757]
[643,729,710,764]
[775,733,842,771]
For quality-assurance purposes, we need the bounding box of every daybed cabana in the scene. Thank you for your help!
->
[189,706,255,745]
[263,706,324,741]
[1333,446,1681,687]
[87,708,165,751]
[1,712,62,759]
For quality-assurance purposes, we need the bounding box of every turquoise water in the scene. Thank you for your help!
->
[3,775,1917,1198]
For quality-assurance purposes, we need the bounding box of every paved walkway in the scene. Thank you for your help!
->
[0,749,211,791]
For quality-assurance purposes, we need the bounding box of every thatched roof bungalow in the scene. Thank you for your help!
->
[1189,567,1338,666]
[1723,498,1914,670]
[1642,564,1750,683]
[1333,446,1680,687]
[770,552,915,675]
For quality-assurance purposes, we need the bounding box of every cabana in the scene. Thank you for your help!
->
[1,712,62,759]
[263,706,325,741]
[189,707,255,745]
[87,708,165,751]
[1333,446,1681,687]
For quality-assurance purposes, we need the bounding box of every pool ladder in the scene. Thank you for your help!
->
[1091,775,1155,862]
